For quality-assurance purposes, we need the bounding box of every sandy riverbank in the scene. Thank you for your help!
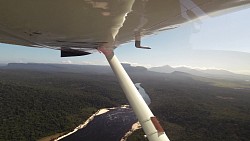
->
[120,122,142,141]
[54,108,110,141]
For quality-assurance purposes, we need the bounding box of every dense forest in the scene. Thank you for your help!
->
[0,69,127,140]
[128,72,250,141]
[0,64,250,141]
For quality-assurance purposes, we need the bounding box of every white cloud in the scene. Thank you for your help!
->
[80,60,108,66]
[171,65,222,70]
[61,60,72,64]
[121,61,152,68]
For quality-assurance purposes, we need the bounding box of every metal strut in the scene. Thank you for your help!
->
[99,47,170,141]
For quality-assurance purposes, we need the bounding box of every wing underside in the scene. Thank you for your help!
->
[0,0,249,55]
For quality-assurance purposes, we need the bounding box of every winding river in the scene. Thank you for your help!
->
[57,83,150,141]
[135,83,151,105]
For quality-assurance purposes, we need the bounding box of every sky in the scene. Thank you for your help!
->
[0,7,250,74]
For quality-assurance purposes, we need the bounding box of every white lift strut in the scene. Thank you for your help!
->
[99,48,170,141]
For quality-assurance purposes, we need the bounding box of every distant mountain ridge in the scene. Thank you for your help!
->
[149,65,250,80]
[0,63,7,66]
[3,63,110,74]
[1,63,147,74]
[1,63,250,80]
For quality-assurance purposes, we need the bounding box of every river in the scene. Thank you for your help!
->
[135,83,151,105]
[57,83,150,141]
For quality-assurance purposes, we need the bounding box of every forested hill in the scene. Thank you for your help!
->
[1,63,250,141]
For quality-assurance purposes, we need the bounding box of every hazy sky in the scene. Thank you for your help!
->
[0,7,250,74]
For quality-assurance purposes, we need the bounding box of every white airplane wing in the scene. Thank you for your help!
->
[0,0,249,56]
